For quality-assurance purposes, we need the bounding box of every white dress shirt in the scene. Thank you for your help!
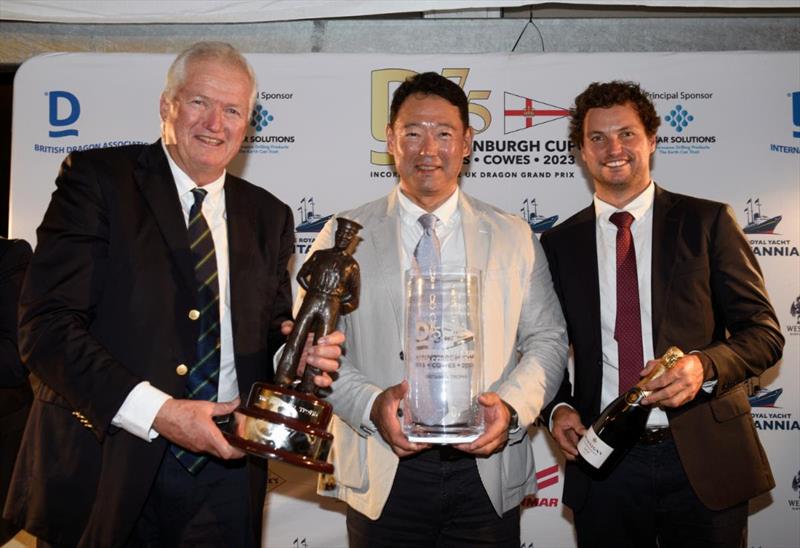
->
[111,143,238,441]
[594,182,667,428]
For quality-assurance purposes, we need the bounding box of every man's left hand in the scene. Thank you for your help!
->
[280,320,344,388]
[454,392,511,456]
[640,354,704,407]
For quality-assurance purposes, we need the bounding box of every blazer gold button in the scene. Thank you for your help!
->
[176,363,188,376]
[188,309,200,320]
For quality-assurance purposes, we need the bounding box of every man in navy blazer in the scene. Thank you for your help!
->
[3,42,342,547]
[540,81,783,548]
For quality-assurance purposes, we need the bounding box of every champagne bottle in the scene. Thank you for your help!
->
[576,346,684,473]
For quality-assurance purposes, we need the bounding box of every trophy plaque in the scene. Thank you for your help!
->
[223,218,362,473]
[402,267,484,443]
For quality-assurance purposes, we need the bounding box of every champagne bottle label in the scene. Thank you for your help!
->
[577,425,613,469]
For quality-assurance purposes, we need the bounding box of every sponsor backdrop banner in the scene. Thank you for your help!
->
[10,52,800,548]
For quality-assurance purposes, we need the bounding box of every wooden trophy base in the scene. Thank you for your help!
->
[224,382,334,474]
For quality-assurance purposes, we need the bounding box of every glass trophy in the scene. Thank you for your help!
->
[402,267,484,443]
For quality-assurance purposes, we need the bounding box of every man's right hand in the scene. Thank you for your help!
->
[551,405,586,461]
[153,398,245,460]
[370,380,429,457]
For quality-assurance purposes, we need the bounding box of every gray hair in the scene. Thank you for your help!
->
[163,41,257,113]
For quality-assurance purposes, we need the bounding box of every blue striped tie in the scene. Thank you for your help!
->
[171,188,221,474]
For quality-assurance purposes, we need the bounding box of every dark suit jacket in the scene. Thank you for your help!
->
[540,185,784,512]
[3,142,294,547]
[0,238,33,544]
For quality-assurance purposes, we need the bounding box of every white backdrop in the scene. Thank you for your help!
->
[10,52,800,548]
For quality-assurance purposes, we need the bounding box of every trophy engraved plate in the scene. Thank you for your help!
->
[402,267,484,443]
[224,218,361,473]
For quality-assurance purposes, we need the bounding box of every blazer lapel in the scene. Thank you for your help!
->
[224,176,253,324]
[651,185,681,353]
[368,193,404,338]
[134,141,195,294]
[460,193,491,273]
[573,206,602,360]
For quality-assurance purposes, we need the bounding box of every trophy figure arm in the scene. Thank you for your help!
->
[296,259,314,292]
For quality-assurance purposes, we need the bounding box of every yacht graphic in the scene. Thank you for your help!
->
[743,198,782,234]
[748,387,783,408]
[296,197,333,233]
[521,198,558,233]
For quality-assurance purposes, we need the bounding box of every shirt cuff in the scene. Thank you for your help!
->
[111,381,172,441]
[360,392,380,436]
[549,402,576,432]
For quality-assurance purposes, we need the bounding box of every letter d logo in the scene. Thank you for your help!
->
[47,90,80,137]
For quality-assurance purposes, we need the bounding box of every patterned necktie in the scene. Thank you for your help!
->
[413,213,441,273]
[610,211,643,394]
[171,187,221,474]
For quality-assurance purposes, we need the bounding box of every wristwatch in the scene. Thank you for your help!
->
[502,400,520,434]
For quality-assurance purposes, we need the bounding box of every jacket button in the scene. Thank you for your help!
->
[176,364,188,376]
[188,309,200,320]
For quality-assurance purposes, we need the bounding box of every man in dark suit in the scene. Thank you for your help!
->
[540,81,784,548]
[3,42,342,547]
[0,237,32,544]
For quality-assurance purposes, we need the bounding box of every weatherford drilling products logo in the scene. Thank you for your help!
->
[742,198,798,258]
[240,91,295,154]
[788,295,800,336]
[520,198,558,233]
[770,90,800,155]
[520,464,560,508]
[368,68,577,183]
[294,197,332,255]
[751,384,798,433]
[787,470,800,511]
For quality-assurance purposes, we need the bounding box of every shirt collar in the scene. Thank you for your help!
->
[593,181,655,225]
[397,186,460,229]
[161,140,226,201]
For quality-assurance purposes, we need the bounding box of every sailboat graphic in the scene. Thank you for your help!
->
[521,198,558,233]
[743,198,781,234]
[295,197,333,233]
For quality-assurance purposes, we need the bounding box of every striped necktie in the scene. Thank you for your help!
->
[413,213,441,273]
[610,211,644,394]
[171,187,221,474]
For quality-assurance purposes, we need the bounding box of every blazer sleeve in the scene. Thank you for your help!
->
[496,225,569,434]
[0,239,33,387]
[18,154,142,441]
[700,203,784,392]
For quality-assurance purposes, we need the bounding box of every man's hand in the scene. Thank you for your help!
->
[153,398,244,459]
[280,320,344,388]
[640,354,704,408]
[550,405,586,461]
[454,392,510,456]
[370,380,429,457]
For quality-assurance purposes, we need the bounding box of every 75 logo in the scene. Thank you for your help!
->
[370,68,491,165]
